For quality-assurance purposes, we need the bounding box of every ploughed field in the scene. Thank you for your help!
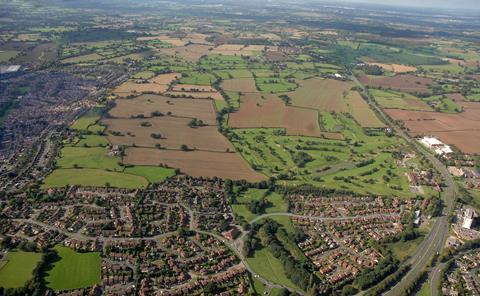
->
[385,98,480,153]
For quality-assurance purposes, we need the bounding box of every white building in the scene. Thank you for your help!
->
[462,208,475,229]
[419,136,453,155]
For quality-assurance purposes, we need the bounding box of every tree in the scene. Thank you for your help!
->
[180,144,189,151]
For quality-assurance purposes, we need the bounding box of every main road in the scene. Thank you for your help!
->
[351,75,457,296]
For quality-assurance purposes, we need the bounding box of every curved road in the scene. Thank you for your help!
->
[351,75,457,296]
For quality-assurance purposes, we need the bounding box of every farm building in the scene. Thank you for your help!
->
[419,136,453,155]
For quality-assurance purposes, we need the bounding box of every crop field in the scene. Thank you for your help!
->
[109,94,217,125]
[113,73,180,97]
[370,89,433,111]
[103,117,234,152]
[0,251,42,289]
[165,90,224,101]
[358,74,436,95]
[45,246,101,291]
[156,44,211,62]
[211,44,267,56]
[344,91,386,127]
[283,78,352,112]
[228,93,322,137]
[171,84,216,92]
[366,62,417,73]
[221,78,258,93]
[385,104,480,153]
[124,147,266,181]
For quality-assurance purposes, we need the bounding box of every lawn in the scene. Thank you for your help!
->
[0,251,43,288]
[246,248,300,291]
[43,168,149,189]
[45,245,101,291]
[124,166,175,183]
[251,277,266,295]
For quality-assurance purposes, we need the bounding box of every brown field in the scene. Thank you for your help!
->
[113,73,180,97]
[156,44,211,62]
[124,148,266,181]
[183,33,211,45]
[214,44,245,51]
[266,51,289,62]
[165,91,224,101]
[102,117,233,152]
[113,82,169,96]
[221,78,258,93]
[211,44,274,56]
[358,74,436,95]
[149,73,181,84]
[171,84,216,92]
[344,91,386,128]
[385,102,480,153]
[137,35,187,46]
[446,93,467,102]
[284,78,352,112]
[367,62,417,73]
[109,94,217,125]
[228,93,322,137]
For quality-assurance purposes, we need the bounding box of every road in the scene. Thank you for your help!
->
[351,75,457,296]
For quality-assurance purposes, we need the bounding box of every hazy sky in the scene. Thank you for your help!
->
[340,0,479,9]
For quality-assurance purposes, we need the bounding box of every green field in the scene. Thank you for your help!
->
[370,89,432,111]
[0,50,19,62]
[45,246,101,291]
[74,135,109,147]
[232,189,287,222]
[132,71,155,79]
[71,113,101,131]
[124,166,176,183]
[43,168,149,189]
[421,62,465,74]
[56,147,123,170]
[255,77,297,93]
[246,248,300,291]
[0,251,43,288]
[179,71,215,85]
[422,95,462,113]
[230,113,414,198]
